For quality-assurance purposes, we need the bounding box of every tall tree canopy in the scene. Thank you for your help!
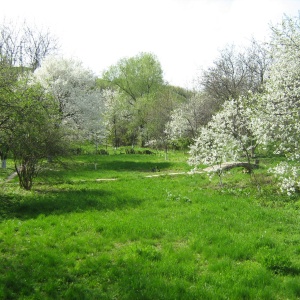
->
[199,41,271,106]
[103,52,164,103]
[101,52,166,146]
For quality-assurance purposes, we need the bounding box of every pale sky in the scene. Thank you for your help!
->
[1,0,299,88]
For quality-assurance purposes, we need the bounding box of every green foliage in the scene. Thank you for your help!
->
[101,52,185,147]
[103,52,164,102]
[8,79,68,190]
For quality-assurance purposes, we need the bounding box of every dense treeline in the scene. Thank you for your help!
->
[1,14,300,194]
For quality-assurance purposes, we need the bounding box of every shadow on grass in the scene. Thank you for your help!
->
[98,161,172,172]
[0,188,143,221]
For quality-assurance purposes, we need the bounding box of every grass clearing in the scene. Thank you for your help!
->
[1,152,300,299]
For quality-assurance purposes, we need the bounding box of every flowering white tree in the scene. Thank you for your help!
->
[101,89,130,147]
[164,107,189,141]
[189,14,300,195]
[165,93,218,145]
[252,15,300,195]
[34,56,105,141]
[188,95,258,181]
[77,91,106,148]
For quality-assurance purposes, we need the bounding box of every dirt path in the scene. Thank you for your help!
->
[5,171,18,182]
[202,161,258,173]
[3,162,253,183]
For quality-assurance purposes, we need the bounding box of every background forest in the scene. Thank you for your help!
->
[1,14,300,194]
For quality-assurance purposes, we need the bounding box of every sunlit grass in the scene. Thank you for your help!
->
[0,151,300,299]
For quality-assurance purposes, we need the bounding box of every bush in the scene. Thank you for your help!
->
[96,149,109,155]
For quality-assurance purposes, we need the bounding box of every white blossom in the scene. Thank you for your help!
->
[34,56,105,141]
[188,95,258,178]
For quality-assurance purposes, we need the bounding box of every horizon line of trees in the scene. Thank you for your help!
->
[1,13,300,194]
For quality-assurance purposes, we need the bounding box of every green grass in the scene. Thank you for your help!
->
[1,152,300,299]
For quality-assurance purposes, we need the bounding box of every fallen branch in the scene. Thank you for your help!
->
[203,161,259,173]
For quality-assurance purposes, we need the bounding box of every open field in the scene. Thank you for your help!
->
[0,151,300,299]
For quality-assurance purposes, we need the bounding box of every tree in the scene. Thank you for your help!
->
[6,75,67,190]
[252,14,300,195]
[242,38,272,92]
[103,52,164,103]
[0,60,24,168]
[189,14,300,195]
[101,89,131,147]
[100,83,187,149]
[80,91,106,151]
[34,56,104,140]
[0,20,59,168]
[199,42,270,106]
[188,94,258,183]
[165,92,219,145]
[102,52,165,146]
[0,20,59,70]
[0,132,9,169]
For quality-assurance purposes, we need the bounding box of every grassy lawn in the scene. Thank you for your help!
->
[0,151,300,299]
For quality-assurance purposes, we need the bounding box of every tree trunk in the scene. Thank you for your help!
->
[15,159,38,190]
[165,144,168,161]
[1,159,6,169]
